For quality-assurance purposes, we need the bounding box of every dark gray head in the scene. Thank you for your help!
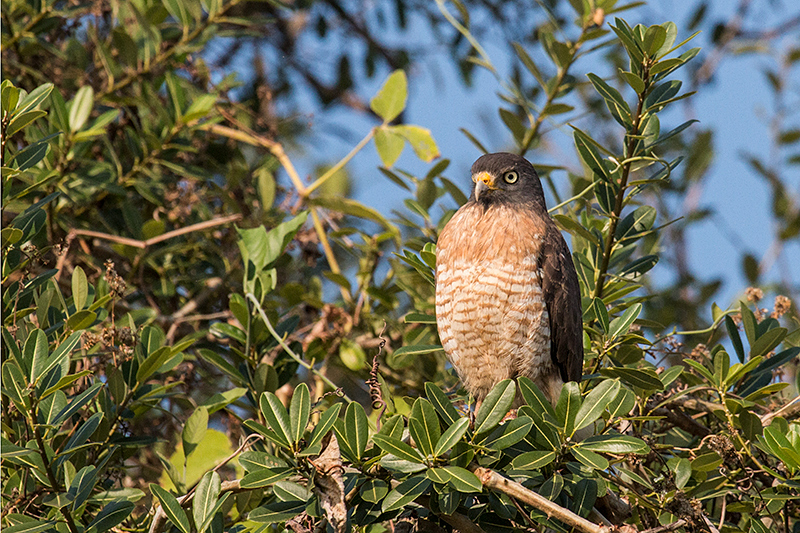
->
[469,152,547,211]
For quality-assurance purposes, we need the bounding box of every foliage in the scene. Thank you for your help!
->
[2,1,799,533]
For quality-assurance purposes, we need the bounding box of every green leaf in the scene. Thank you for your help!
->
[425,382,461,426]
[511,450,557,470]
[573,130,611,182]
[571,478,597,518]
[382,475,431,512]
[201,387,247,414]
[360,479,389,503]
[306,403,342,451]
[52,381,103,426]
[643,25,667,57]
[2,361,30,411]
[571,446,609,470]
[726,315,745,363]
[308,196,398,238]
[518,377,556,418]
[289,382,310,445]
[374,126,406,166]
[7,110,47,137]
[580,434,649,454]
[193,471,221,533]
[552,214,601,247]
[248,501,305,523]
[239,468,293,489]
[182,406,208,458]
[336,401,368,463]
[71,266,88,310]
[183,94,217,122]
[474,379,516,436]
[555,381,581,436]
[683,359,716,383]
[372,434,425,464]
[68,86,94,132]
[484,416,533,451]
[164,0,191,27]
[669,457,692,490]
[86,500,135,533]
[15,83,54,116]
[68,465,97,510]
[338,337,365,370]
[137,346,173,383]
[56,412,103,465]
[395,125,440,162]
[1,522,57,533]
[409,398,440,458]
[370,70,407,122]
[587,72,631,126]
[434,417,469,457]
[590,298,610,334]
[573,379,621,433]
[259,392,292,448]
[750,327,787,357]
[25,328,48,384]
[392,344,442,357]
[600,367,663,391]
[442,466,482,493]
[619,70,645,94]
[66,310,97,331]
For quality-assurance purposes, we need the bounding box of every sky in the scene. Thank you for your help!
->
[281,0,800,314]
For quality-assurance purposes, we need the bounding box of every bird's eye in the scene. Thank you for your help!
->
[503,171,519,184]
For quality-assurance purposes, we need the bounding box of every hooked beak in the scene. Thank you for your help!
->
[472,171,496,201]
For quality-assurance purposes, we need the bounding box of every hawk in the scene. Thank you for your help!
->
[435,152,583,405]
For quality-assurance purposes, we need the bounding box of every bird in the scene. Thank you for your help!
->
[435,152,583,406]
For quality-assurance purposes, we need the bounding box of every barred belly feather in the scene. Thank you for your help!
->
[435,203,563,403]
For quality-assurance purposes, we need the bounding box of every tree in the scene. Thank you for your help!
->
[2,1,798,532]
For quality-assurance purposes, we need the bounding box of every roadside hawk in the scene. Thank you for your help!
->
[435,152,583,405]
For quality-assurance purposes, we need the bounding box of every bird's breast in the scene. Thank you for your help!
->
[434,203,553,398]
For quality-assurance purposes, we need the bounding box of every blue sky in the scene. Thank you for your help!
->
[280,1,799,313]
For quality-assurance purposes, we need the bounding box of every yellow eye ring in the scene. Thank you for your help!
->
[503,170,519,184]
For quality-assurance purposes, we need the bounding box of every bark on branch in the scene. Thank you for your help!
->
[468,464,611,533]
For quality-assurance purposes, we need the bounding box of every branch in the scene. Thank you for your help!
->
[202,122,307,195]
[761,396,800,426]
[469,465,610,533]
[651,407,711,438]
[71,214,242,249]
[149,436,262,533]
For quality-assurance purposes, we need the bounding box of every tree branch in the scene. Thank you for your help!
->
[70,214,242,249]
[469,465,610,533]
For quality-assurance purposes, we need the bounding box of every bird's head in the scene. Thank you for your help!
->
[469,152,546,210]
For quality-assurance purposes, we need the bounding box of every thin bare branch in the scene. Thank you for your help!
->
[71,214,242,249]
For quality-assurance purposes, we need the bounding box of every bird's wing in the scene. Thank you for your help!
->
[539,225,584,383]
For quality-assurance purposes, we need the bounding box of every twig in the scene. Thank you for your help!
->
[71,214,242,249]
[149,479,246,533]
[201,122,307,195]
[761,396,800,426]
[469,465,609,533]
[149,435,262,533]
[652,407,711,438]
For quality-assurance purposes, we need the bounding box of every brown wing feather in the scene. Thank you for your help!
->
[539,222,583,383]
